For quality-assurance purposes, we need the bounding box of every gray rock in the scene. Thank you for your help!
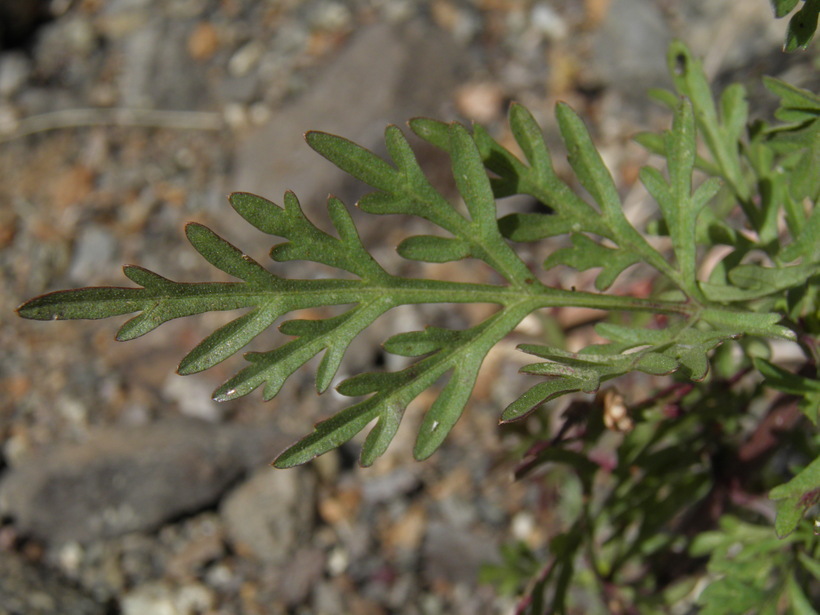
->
[0,51,31,97]
[361,467,421,505]
[116,17,210,109]
[313,580,345,615]
[67,224,118,284]
[591,0,670,98]
[32,14,99,88]
[670,0,786,77]
[0,552,106,615]
[120,580,215,615]
[219,465,316,564]
[0,418,294,544]
[591,0,787,101]
[422,521,500,586]
[233,20,470,214]
[277,547,326,606]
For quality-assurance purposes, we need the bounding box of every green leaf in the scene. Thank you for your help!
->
[726,263,820,300]
[773,0,800,19]
[784,0,819,51]
[305,130,398,192]
[635,130,722,177]
[696,578,767,615]
[720,83,749,144]
[413,359,480,460]
[754,357,820,397]
[231,192,387,280]
[17,278,153,323]
[449,122,500,236]
[177,306,279,375]
[18,51,809,472]
[666,41,751,207]
[412,105,610,239]
[770,456,820,537]
[787,572,820,615]
[274,398,384,467]
[555,102,621,220]
[798,550,820,580]
[691,516,808,614]
[501,378,592,422]
[397,235,472,262]
[276,306,533,466]
[647,87,681,110]
[498,212,576,242]
[185,222,273,284]
[501,330,718,422]
[213,302,390,400]
[763,76,820,124]
[788,145,820,206]
[555,102,676,285]
[407,116,450,151]
[700,308,795,340]
[508,102,552,181]
[543,234,642,291]
[666,100,697,217]
[639,98,718,297]
[382,326,464,357]
[514,333,689,399]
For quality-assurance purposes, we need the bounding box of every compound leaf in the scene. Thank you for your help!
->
[16,41,812,472]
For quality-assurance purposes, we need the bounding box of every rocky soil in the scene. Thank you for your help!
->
[0,1,815,614]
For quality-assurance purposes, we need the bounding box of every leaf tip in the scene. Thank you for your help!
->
[304,130,329,149]
[184,221,207,240]
[273,445,318,469]
[227,191,252,207]
[15,298,38,319]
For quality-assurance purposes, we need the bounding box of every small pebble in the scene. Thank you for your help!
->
[188,22,220,61]
[228,40,264,77]
[530,2,568,40]
[0,52,31,98]
[455,82,506,123]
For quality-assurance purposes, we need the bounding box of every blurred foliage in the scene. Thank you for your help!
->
[772,0,819,51]
[482,40,819,615]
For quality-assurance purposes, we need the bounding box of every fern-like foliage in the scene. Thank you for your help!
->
[690,516,819,613]
[17,42,811,478]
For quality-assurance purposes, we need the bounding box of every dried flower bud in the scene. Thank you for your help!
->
[601,388,633,433]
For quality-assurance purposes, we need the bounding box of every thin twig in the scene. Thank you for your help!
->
[0,107,225,142]
[515,559,555,615]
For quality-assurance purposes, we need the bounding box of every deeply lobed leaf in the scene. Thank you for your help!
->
[16,41,812,471]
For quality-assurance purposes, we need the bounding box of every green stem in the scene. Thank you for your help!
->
[381,278,696,317]
[18,275,700,327]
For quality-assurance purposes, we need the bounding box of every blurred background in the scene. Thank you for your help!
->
[0,1,816,613]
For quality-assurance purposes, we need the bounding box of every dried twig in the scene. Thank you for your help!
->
[0,107,225,142]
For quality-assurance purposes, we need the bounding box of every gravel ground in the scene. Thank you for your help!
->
[0,1,816,614]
